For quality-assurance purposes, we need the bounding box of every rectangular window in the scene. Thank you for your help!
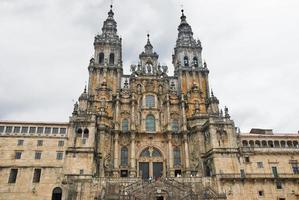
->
[272,166,278,177]
[37,127,44,134]
[29,127,36,134]
[146,95,155,108]
[17,139,24,146]
[8,169,18,183]
[79,169,84,175]
[244,156,250,163]
[58,140,64,147]
[257,162,264,168]
[276,181,283,189]
[52,128,59,134]
[32,169,41,183]
[240,169,245,178]
[37,140,43,146]
[56,152,63,160]
[45,127,51,134]
[15,151,22,159]
[0,126,4,133]
[5,126,12,133]
[13,126,20,133]
[35,151,42,160]
[60,128,66,134]
[21,126,28,133]
[292,163,299,174]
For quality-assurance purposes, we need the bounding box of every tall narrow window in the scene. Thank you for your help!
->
[8,169,18,183]
[33,169,41,183]
[173,147,181,166]
[83,128,89,138]
[109,53,115,65]
[171,120,179,132]
[120,147,128,166]
[99,52,104,64]
[193,57,198,67]
[184,56,189,67]
[272,166,278,177]
[146,95,155,108]
[122,119,129,132]
[146,115,155,132]
[292,163,299,174]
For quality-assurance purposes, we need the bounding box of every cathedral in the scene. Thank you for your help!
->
[1,5,299,200]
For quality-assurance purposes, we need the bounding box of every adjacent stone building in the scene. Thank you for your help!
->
[0,5,298,200]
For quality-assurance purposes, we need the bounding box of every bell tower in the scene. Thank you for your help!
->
[173,9,210,115]
[88,5,122,96]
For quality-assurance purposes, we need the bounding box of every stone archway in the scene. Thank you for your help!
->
[138,146,165,180]
[52,187,62,200]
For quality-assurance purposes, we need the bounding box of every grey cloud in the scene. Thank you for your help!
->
[0,0,298,133]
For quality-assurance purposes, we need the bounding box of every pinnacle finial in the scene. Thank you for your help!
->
[211,89,214,97]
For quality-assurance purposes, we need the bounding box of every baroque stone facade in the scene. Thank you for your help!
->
[0,5,299,200]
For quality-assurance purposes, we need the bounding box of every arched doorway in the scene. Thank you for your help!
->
[138,147,164,180]
[52,187,62,200]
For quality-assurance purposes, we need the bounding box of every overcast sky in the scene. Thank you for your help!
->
[0,0,298,133]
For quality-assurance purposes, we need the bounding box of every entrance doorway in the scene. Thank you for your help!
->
[52,187,62,200]
[138,147,164,180]
[156,196,164,200]
[153,162,163,179]
[139,162,149,180]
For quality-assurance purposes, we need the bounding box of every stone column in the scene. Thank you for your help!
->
[130,132,136,177]
[131,93,136,131]
[166,94,171,131]
[115,94,120,130]
[113,132,119,177]
[183,133,190,176]
[181,95,187,131]
[168,133,174,177]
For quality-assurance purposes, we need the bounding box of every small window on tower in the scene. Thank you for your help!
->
[99,52,104,64]
[193,57,198,67]
[109,53,115,65]
[184,56,189,67]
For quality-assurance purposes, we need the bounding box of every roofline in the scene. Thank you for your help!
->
[0,120,69,126]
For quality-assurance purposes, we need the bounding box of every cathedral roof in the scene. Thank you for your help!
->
[94,5,121,45]
[176,9,201,49]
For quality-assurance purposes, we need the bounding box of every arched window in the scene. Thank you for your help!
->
[109,53,115,65]
[193,57,198,67]
[121,147,128,166]
[52,187,62,200]
[140,148,150,157]
[122,119,129,132]
[99,53,104,64]
[146,115,155,132]
[83,128,89,138]
[146,95,155,108]
[76,128,82,137]
[173,147,181,166]
[171,120,179,132]
[183,56,189,67]
[152,148,162,157]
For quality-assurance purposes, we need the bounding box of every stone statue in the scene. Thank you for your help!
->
[162,65,168,73]
[130,65,136,72]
